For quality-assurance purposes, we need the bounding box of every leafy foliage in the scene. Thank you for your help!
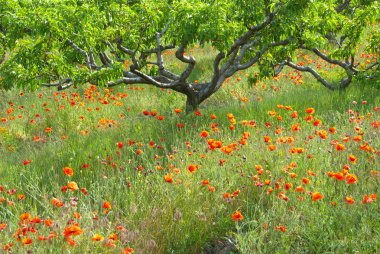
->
[0,0,379,107]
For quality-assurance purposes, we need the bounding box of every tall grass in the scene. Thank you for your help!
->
[0,46,379,253]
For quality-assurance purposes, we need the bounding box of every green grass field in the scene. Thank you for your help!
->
[0,46,379,253]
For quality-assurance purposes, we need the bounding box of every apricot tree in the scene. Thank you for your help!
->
[0,0,379,111]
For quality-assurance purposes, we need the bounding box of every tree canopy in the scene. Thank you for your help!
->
[0,0,379,111]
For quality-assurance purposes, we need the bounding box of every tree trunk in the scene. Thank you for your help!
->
[185,94,200,113]
[338,76,352,90]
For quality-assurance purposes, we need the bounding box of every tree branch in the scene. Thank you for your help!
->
[131,68,179,89]
[304,47,357,74]
[105,41,124,63]
[335,0,351,13]
[66,39,92,71]
[175,45,196,82]
[227,2,283,56]
[284,60,337,90]
[220,48,239,75]
[366,61,379,71]
[274,62,286,76]
[42,78,73,90]
[211,52,226,85]
[152,32,179,81]
[107,77,145,87]
[117,43,139,68]
[237,39,291,71]
[143,45,175,55]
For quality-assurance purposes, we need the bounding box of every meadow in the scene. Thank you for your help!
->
[0,46,379,253]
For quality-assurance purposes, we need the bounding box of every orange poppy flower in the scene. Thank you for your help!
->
[164,174,173,183]
[22,237,32,246]
[348,154,357,164]
[200,131,209,138]
[346,174,358,184]
[223,193,231,199]
[313,119,322,126]
[291,123,301,132]
[278,192,289,201]
[201,179,209,185]
[329,127,337,134]
[316,130,327,139]
[0,223,7,231]
[208,185,215,192]
[103,201,112,209]
[67,181,79,191]
[92,234,104,241]
[305,108,315,114]
[63,167,74,176]
[335,144,345,151]
[227,113,234,119]
[124,247,134,254]
[44,219,54,227]
[51,197,64,207]
[287,137,295,144]
[241,132,250,139]
[231,210,244,222]
[334,172,345,181]
[295,185,304,192]
[326,171,335,177]
[362,194,377,204]
[284,182,293,190]
[232,189,240,197]
[345,196,355,204]
[109,233,118,240]
[275,225,286,232]
[188,164,198,173]
[240,138,247,145]
[312,192,323,201]
[220,146,233,154]
[63,225,83,238]
[20,213,31,221]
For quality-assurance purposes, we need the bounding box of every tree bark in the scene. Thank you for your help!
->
[185,94,200,113]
